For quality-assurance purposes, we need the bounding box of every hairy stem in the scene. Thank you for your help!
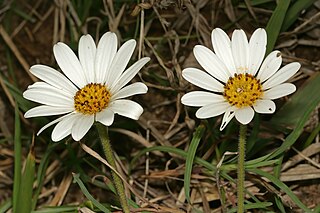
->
[96,123,130,213]
[237,124,247,213]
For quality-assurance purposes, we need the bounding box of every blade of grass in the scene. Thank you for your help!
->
[313,205,320,213]
[5,49,17,85]
[32,143,58,209]
[0,199,12,213]
[16,140,36,213]
[31,205,78,213]
[184,125,205,202]
[13,104,21,213]
[131,146,216,172]
[268,73,320,159]
[248,168,311,212]
[72,173,111,213]
[4,78,32,112]
[303,122,320,149]
[271,73,320,128]
[281,0,318,32]
[275,196,286,213]
[220,159,279,171]
[265,0,290,54]
[273,155,286,213]
[248,0,274,6]
[11,7,36,22]
[228,202,273,212]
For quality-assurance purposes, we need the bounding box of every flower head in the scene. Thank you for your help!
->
[181,28,300,130]
[24,32,150,141]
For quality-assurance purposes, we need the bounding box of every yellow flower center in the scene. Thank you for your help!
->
[74,83,111,115]
[223,73,262,108]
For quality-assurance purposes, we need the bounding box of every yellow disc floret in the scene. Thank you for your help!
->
[74,83,111,115]
[224,73,262,108]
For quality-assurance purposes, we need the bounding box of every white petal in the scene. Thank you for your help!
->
[195,102,229,119]
[112,82,147,101]
[262,62,300,90]
[256,51,282,82]
[248,28,267,75]
[220,107,236,130]
[182,68,224,92]
[193,45,231,82]
[37,113,74,136]
[263,83,296,99]
[71,115,94,141]
[30,65,78,94]
[53,42,87,88]
[79,34,96,83]
[26,82,73,98]
[109,100,143,120]
[96,108,115,126]
[253,99,276,114]
[23,84,74,107]
[231,29,249,73]
[25,105,74,118]
[110,57,150,93]
[211,28,236,75]
[95,32,117,83]
[181,91,225,107]
[51,113,80,142]
[235,107,254,124]
[105,39,136,85]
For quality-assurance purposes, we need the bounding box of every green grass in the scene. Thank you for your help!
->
[1,0,319,212]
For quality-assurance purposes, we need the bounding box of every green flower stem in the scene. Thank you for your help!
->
[237,124,247,213]
[96,123,130,213]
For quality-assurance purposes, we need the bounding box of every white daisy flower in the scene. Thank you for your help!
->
[181,28,300,130]
[24,32,150,141]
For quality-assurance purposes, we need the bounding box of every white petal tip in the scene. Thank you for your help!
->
[220,122,227,131]
[142,57,151,63]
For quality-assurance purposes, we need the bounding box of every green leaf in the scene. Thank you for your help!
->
[281,0,318,32]
[265,0,290,54]
[16,145,36,213]
[184,125,205,202]
[248,168,311,212]
[72,173,111,213]
[268,73,320,159]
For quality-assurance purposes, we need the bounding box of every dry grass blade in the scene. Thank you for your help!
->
[2,0,320,211]
[0,25,36,82]
[185,0,211,46]
[145,38,176,88]
[0,96,11,138]
[138,116,173,147]
[79,142,150,205]
[282,143,320,171]
[10,0,43,38]
[110,128,164,157]
[49,173,73,206]
[102,0,125,36]
[286,11,320,35]
[280,164,320,182]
